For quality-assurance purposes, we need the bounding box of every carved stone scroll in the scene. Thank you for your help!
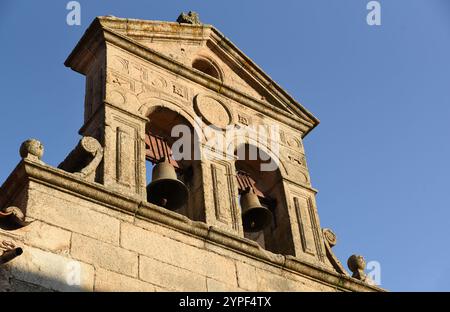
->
[322,228,349,276]
[58,136,104,182]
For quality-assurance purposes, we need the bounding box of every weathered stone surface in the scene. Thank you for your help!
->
[139,256,206,291]
[255,268,301,292]
[4,278,54,292]
[235,262,258,290]
[121,222,237,285]
[284,271,338,292]
[71,233,138,277]
[0,267,54,292]
[205,241,284,276]
[132,218,205,249]
[95,267,155,292]
[10,278,54,292]
[27,184,120,245]
[206,278,244,292]
[1,221,71,254]
[5,246,94,292]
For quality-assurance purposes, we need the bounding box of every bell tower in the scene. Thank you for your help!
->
[64,11,346,267]
[67,13,324,255]
[0,12,382,292]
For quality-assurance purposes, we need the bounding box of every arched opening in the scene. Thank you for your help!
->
[145,107,203,221]
[192,58,222,80]
[235,144,295,256]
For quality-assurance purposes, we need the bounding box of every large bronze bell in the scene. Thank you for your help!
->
[147,161,188,210]
[240,188,273,232]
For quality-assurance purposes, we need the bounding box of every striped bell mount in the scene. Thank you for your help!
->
[236,170,265,198]
[144,132,180,169]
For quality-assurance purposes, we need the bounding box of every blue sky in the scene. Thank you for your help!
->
[1,0,449,291]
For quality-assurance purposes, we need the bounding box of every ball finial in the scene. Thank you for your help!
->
[347,254,367,281]
[19,139,44,162]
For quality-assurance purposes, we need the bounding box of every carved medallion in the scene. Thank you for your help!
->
[194,94,232,129]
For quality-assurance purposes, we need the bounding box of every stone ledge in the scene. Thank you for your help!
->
[0,159,384,292]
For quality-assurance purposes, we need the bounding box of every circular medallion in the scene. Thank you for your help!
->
[194,94,232,129]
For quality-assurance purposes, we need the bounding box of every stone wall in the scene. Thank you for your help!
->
[1,178,341,291]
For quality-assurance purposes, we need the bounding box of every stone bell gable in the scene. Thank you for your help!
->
[0,13,382,292]
[66,16,318,133]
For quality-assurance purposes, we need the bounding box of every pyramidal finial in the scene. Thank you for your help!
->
[176,11,201,25]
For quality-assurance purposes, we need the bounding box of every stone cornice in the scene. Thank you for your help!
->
[0,159,384,292]
[65,19,106,74]
[65,17,319,137]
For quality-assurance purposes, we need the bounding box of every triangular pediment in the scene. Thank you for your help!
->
[67,16,319,135]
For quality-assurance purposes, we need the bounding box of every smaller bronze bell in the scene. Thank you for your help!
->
[240,188,273,232]
[147,161,188,210]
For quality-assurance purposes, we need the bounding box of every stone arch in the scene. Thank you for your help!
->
[140,98,205,222]
[191,55,224,81]
[233,141,295,256]
[227,134,288,177]
[138,96,206,142]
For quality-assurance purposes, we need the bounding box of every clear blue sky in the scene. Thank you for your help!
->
[1,0,449,291]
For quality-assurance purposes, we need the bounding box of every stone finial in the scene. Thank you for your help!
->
[347,254,367,281]
[19,139,44,162]
[177,11,201,25]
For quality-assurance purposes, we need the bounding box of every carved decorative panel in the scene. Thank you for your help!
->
[237,113,251,126]
[281,152,310,186]
[210,160,238,230]
[108,54,193,108]
[112,116,143,195]
[194,94,232,129]
[293,196,316,256]
[292,194,325,262]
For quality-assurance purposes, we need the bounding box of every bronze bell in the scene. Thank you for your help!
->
[240,188,273,232]
[147,161,188,210]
